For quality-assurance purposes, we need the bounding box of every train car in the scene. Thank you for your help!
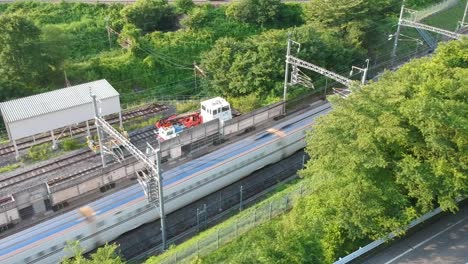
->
[0,196,20,232]
[0,103,331,264]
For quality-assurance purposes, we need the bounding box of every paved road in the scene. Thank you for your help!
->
[359,202,468,264]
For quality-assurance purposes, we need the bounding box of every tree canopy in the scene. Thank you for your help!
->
[299,38,468,261]
[225,0,283,26]
[200,24,364,98]
[306,0,399,49]
[62,242,124,264]
[0,15,66,101]
[120,0,177,33]
[0,15,45,83]
[192,38,468,264]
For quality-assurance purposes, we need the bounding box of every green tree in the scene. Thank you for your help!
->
[190,38,468,264]
[0,79,30,102]
[201,25,363,97]
[180,6,211,30]
[0,15,46,84]
[62,241,124,264]
[299,38,468,261]
[305,0,399,49]
[120,0,177,33]
[225,0,283,26]
[175,0,195,13]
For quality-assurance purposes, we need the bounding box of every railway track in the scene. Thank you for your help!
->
[0,124,158,194]
[0,150,97,189]
[0,103,167,158]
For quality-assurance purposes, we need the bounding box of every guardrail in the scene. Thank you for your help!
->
[333,197,465,264]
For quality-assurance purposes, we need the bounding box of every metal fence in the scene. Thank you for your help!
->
[155,179,310,264]
[123,152,307,262]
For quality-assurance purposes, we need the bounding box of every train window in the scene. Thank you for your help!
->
[202,105,206,111]
[76,234,84,240]
[38,251,45,257]
[213,109,218,115]
[222,106,230,112]
[51,245,58,252]
[24,257,31,263]
[97,221,105,227]
[146,204,152,209]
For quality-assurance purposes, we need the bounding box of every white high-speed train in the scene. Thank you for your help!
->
[0,103,331,264]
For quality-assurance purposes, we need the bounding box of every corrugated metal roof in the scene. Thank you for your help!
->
[0,79,119,123]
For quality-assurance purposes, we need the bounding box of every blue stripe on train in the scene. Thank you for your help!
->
[0,110,318,256]
[0,192,142,256]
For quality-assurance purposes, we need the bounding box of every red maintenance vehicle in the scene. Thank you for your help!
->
[156,97,232,141]
[155,111,203,130]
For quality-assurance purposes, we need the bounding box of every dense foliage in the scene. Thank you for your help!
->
[306,0,400,49]
[120,0,177,33]
[300,38,467,261]
[0,0,447,105]
[0,0,464,262]
[62,242,124,264]
[194,39,468,263]
[0,1,296,105]
[0,15,62,101]
[225,0,283,26]
[201,25,364,97]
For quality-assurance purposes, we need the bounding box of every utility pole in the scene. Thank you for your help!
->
[193,62,198,92]
[149,144,167,251]
[350,59,370,85]
[283,34,292,115]
[91,94,167,250]
[392,2,406,67]
[459,0,468,30]
[64,70,71,87]
[105,17,112,49]
[91,93,106,167]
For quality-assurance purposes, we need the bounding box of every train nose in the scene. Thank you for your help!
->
[79,206,96,222]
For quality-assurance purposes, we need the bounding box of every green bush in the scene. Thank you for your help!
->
[0,163,20,174]
[61,138,85,151]
[176,101,199,114]
[405,0,440,8]
[124,115,162,131]
[26,143,54,162]
[181,6,211,29]
[228,94,261,113]
[175,0,195,13]
[120,0,177,33]
[225,0,283,27]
